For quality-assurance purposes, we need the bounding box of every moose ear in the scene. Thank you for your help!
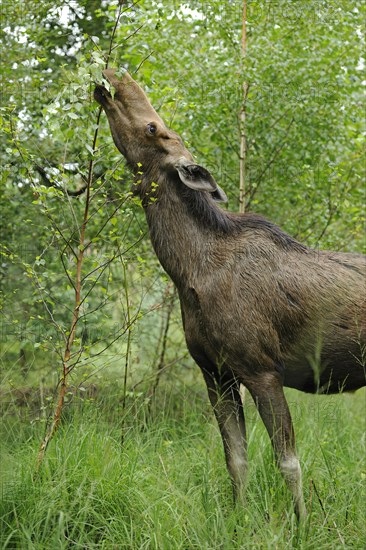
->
[175,161,217,193]
[175,160,227,202]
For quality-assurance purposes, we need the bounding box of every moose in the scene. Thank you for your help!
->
[94,70,365,520]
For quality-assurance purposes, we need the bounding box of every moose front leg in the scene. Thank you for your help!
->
[201,367,247,501]
[246,372,306,521]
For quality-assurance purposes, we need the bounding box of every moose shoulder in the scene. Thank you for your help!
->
[94,70,366,520]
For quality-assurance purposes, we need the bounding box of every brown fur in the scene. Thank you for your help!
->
[95,71,366,520]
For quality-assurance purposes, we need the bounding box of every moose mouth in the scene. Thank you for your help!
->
[94,83,112,107]
[94,81,129,157]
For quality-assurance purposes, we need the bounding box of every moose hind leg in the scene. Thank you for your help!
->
[201,367,247,501]
[279,455,305,519]
[247,373,306,520]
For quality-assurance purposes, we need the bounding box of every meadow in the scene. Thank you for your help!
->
[1,380,365,549]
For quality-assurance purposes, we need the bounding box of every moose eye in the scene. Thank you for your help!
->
[146,122,157,135]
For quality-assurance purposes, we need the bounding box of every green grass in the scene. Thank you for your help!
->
[0,386,365,549]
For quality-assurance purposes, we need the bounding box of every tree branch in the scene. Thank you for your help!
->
[34,164,88,197]
[246,117,294,208]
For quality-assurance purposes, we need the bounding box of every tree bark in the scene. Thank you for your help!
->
[239,0,248,214]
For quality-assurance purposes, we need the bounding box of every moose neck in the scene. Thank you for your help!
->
[142,174,234,288]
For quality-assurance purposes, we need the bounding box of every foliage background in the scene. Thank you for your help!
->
[0,1,365,548]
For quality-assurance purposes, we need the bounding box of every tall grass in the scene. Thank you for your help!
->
[1,385,365,549]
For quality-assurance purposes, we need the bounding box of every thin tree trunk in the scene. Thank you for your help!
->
[35,3,125,472]
[239,0,248,214]
[36,115,100,471]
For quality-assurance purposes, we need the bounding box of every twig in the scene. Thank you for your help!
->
[34,164,87,197]
[246,117,294,208]
[146,286,176,415]
[134,50,155,74]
